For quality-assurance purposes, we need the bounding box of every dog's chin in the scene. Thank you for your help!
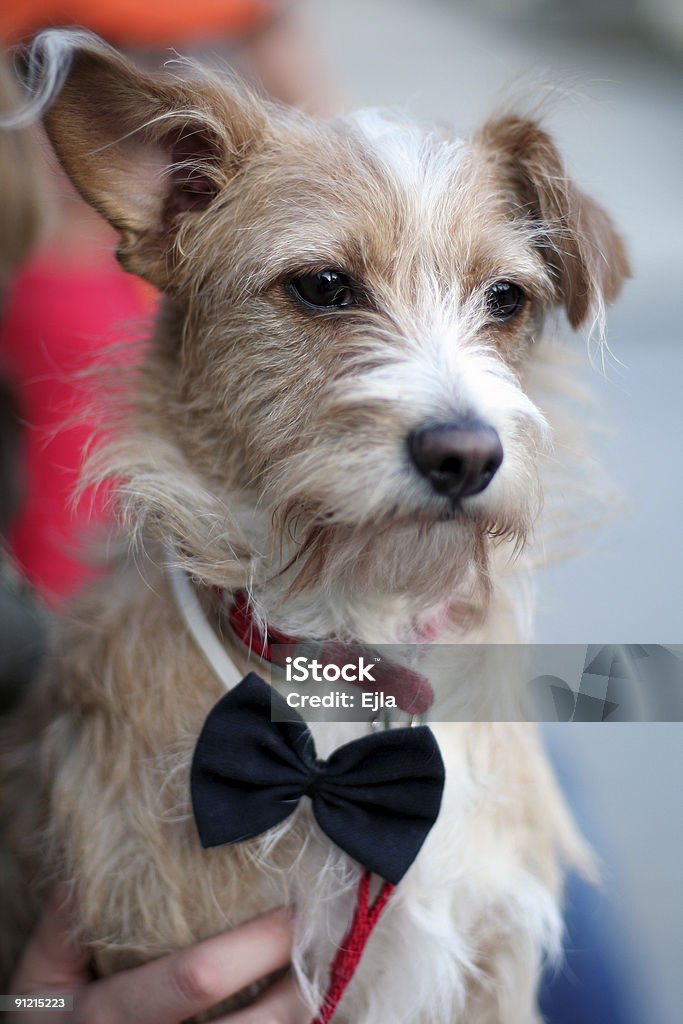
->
[375,497,470,526]
[435,500,527,545]
[237,479,536,641]
[274,489,528,571]
[370,493,526,542]
[256,512,489,642]
[427,499,479,524]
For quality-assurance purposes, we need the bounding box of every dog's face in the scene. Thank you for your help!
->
[39,33,628,637]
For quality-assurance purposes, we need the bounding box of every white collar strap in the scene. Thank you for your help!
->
[166,554,242,692]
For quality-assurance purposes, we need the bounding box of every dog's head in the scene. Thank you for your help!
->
[35,31,628,639]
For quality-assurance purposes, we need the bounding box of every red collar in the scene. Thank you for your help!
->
[227,590,434,717]
[229,589,299,662]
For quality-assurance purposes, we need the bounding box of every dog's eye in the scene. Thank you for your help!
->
[289,271,356,309]
[485,281,526,321]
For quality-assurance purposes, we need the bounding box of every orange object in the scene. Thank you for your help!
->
[0,0,275,46]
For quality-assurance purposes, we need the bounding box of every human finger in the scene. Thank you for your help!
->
[215,972,311,1024]
[11,885,88,994]
[76,907,294,1024]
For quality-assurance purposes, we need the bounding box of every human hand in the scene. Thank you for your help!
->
[9,885,310,1023]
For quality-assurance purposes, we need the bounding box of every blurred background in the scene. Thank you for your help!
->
[1,1,681,1022]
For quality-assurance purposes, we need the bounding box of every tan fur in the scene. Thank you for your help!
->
[0,32,627,1023]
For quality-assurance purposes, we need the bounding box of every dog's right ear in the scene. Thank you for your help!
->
[30,30,266,289]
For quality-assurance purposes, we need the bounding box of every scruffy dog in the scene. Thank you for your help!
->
[0,30,628,1023]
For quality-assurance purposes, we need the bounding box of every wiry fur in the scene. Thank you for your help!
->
[0,31,628,1023]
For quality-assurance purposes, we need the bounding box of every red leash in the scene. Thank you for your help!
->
[313,871,395,1024]
[226,590,415,1020]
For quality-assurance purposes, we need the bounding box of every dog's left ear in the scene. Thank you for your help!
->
[33,31,267,289]
[476,116,629,327]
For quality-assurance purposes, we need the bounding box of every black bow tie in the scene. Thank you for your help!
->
[191,673,445,885]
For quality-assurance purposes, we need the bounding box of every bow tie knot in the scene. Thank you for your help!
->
[191,673,445,885]
[304,757,328,797]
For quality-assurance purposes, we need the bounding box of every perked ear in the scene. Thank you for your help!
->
[30,30,266,289]
[477,116,629,328]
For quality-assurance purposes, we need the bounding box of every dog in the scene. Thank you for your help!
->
[0,29,628,1023]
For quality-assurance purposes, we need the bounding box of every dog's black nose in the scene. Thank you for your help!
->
[409,420,504,500]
